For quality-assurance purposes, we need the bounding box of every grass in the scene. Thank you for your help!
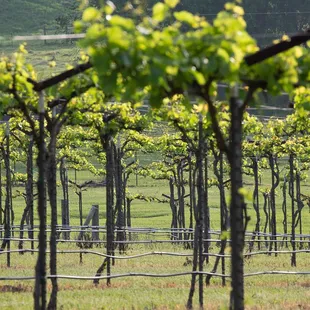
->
[1,164,310,309]
[1,41,80,80]
[0,243,309,309]
[7,159,310,232]
[0,1,76,36]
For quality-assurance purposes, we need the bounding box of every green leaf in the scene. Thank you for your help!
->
[100,71,118,94]
[174,11,195,27]
[303,102,310,111]
[109,16,135,30]
[220,231,230,241]
[74,20,84,33]
[82,7,101,22]
[152,3,169,23]
[86,24,104,40]
[191,69,206,85]
[238,187,253,202]
[149,92,163,108]
[164,0,179,9]
[165,66,178,76]
[104,1,116,15]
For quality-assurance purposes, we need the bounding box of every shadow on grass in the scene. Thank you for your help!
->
[0,284,32,293]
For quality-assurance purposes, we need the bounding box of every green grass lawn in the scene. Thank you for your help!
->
[1,42,80,79]
[0,243,309,309]
[1,165,309,309]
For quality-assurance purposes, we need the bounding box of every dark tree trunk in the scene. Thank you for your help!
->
[106,138,114,284]
[0,162,3,237]
[123,172,127,227]
[282,177,288,247]
[207,150,227,286]
[169,176,178,239]
[28,137,35,251]
[60,158,69,224]
[126,198,132,241]
[1,131,12,267]
[186,116,205,308]
[294,173,304,250]
[219,152,227,286]
[268,154,279,255]
[289,154,296,267]
[34,94,47,310]
[250,156,260,251]
[60,158,70,240]
[229,90,245,310]
[203,144,210,264]
[18,137,34,252]
[94,137,115,284]
[188,155,194,243]
[263,191,270,248]
[78,191,83,230]
[78,190,83,263]
[186,224,198,310]
[177,161,186,240]
[197,116,205,307]
[47,134,58,310]
[114,143,125,253]
[123,171,130,239]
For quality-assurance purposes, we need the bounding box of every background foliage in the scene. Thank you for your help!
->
[0,0,309,45]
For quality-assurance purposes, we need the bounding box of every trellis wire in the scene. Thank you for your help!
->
[0,271,309,282]
[1,237,309,245]
[1,226,310,238]
[8,32,302,43]
[0,249,309,259]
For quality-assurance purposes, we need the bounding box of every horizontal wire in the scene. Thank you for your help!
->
[0,271,309,282]
[13,34,85,41]
[2,226,310,238]
[0,248,309,259]
[9,31,307,42]
[1,237,309,244]
[200,11,310,16]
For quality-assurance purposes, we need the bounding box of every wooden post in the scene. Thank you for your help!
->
[43,25,47,45]
[78,205,98,240]
[61,199,70,240]
[92,205,99,241]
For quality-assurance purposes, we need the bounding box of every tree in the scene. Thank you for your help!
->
[77,1,310,308]
[0,45,94,310]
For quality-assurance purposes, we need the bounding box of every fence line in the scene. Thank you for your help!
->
[0,249,191,259]
[1,248,309,259]
[2,226,310,239]
[1,271,309,282]
[1,237,310,245]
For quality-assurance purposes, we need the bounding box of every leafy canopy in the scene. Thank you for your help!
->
[77,0,310,109]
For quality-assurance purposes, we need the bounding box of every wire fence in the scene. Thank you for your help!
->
[2,225,310,236]
[0,248,309,259]
[0,225,309,308]
[1,226,310,242]
[1,270,310,282]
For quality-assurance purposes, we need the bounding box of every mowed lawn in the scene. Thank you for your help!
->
[1,166,310,309]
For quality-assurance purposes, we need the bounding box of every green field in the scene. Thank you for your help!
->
[1,42,80,80]
[0,163,309,309]
[0,246,309,310]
